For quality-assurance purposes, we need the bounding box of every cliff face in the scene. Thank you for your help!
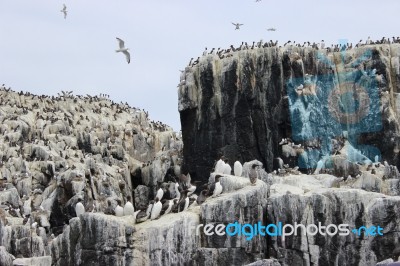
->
[179,44,400,182]
[51,168,400,266]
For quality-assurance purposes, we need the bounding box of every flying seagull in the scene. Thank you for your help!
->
[267,28,277,31]
[232,22,243,30]
[115,37,130,64]
[60,4,67,19]
[255,0,262,2]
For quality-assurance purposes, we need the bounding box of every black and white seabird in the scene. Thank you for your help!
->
[249,164,258,185]
[187,181,197,197]
[150,197,162,220]
[177,190,190,212]
[123,196,135,216]
[114,199,124,217]
[75,198,85,217]
[155,184,164,201]
[209,175,223,197]
[160,199,173,215]
[146,200,154,218]
[234,161,243,176]
[214,158,225,174]
[135,207,149,223]
[223,159,232,175]
[196,190,208,205]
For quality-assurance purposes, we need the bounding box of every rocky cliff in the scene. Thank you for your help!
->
[178,44,400,183]
[0,90,183,265]
[1,43,400,266]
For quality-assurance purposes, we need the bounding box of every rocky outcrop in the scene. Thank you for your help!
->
[178,44,400,183]
[267,184,400,265]
[2,43,400,266]
[48,169,400,266]
[0,246,15,266]
[49,174,267,266]
[0,90,182,264]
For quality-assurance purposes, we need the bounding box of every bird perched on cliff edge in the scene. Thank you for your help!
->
[249,164,259,185]
[223,159,232,175]
[155,184,164,201]
[150,197,162,220]
[209,175,223,197]
[75,198,85,217]
[234,161,243,177]
[187,181,197,197]
[123,196,134,216]
[196,190,208,205]
[146,200,154,218]
[176,190,190,212]
[214,158,225,174]
[114,199,124,217]
[160,199,173,215]
[135,207,149,223]
[116,37,131,64]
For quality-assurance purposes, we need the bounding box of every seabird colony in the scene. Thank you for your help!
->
[185,36,400,67]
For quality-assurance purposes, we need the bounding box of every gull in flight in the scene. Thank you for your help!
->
[267,28,277,31]
[232,22,243,30]
[60,4,67,19]
[255,0,262,2]
[115,37,130,64]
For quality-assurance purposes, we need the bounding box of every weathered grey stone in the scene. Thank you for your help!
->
[12,256,51,266]
[0,246,15,266]
[179,44,400,183]
[266,186,400,266]
[376,259,394,266]
[245,259,281,266]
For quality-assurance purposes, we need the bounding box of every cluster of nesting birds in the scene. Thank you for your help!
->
[0,87,180,241]
[187,36,400,67]
[0,86,166,132]
[74,172,224,223]
[73,156,269,224]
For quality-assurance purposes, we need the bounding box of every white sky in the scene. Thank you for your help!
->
[1,0,399,131]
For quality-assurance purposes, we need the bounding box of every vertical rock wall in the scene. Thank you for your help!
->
[179,44,400,183]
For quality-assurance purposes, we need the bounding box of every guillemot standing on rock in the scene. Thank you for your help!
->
[123,196,134,216]
[178,190,190,212]
[150,197,162,220]
[209,175,223,197]
[146,200,154,218]
[75,198,85,217]
[223,159,232,175]
[249,164,258,185]
[155,183,164,201]
[196,190,208,205]
[160,199,173,215]
[215,158,225,174]
[114,199,124,217]
[135,207,149,223]
[234,161,243,177]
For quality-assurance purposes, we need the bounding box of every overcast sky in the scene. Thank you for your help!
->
[1,0,399,131]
